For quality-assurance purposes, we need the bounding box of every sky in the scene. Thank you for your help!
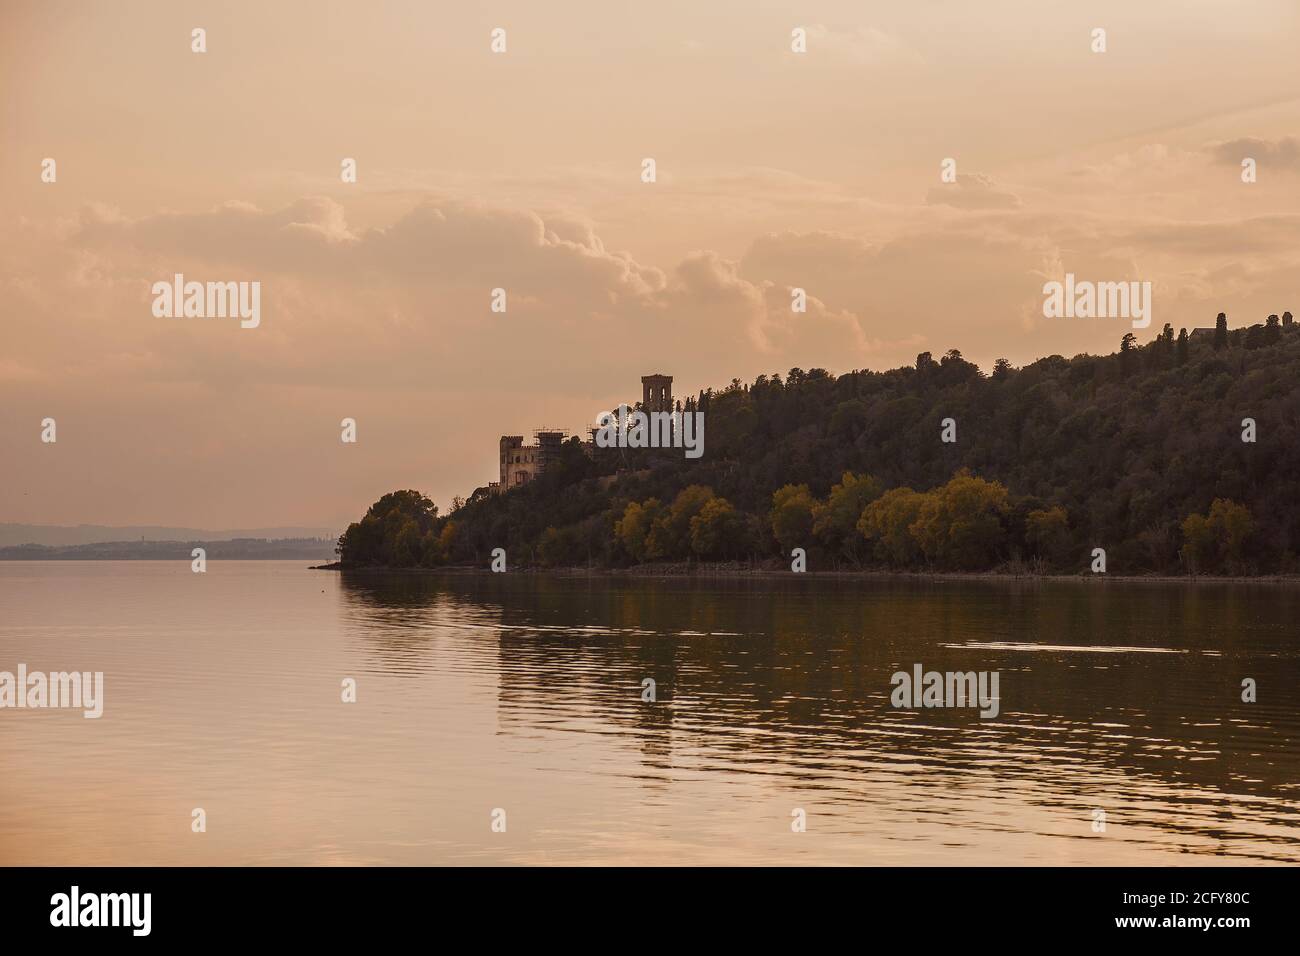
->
[2,0,1299,529]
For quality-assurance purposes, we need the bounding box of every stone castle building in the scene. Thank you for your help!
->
[488,374,674,494]
[497,430,566,491]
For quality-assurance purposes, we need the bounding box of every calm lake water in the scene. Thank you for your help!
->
[1,561,1297,865]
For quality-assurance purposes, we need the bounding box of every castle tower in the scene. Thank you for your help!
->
[534,430,565,473]
[641,374,673,414]
[499,436,524,486]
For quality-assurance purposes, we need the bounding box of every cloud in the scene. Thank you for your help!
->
[1205,136,1300,169]
[739,226,1054,353]
[926,172,1022,210]
[802,24,923,66]
[13,190,1300,405]
[5,197,887,398]
[662,250,871,360]
[1065,145,1178,185]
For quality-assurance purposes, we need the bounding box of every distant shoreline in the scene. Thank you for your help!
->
[308,562,1300,586]
[0,555,335,561]
[0,537,336,561]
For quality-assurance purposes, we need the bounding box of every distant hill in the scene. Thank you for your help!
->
[0,523,340,548]
[0,537,338,561]
[344,317,1300,575]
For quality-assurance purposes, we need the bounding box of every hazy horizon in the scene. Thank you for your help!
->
[0,522,341,548]
[4,0,1299,529]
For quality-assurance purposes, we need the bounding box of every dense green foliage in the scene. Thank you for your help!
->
[338,319,1300,574]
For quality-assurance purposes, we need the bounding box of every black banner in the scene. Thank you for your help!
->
[0,866,1285,943]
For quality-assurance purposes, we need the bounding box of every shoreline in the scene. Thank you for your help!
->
[308,561,1300,586]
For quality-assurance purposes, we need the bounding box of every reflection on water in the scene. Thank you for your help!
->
[1,562,1297,865]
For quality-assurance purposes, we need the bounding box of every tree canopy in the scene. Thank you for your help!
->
[338,319,1300,575]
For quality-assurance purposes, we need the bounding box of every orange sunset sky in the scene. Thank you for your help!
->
[2,0,1299,529]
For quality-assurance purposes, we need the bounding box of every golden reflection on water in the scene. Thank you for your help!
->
[1,562,1297,865]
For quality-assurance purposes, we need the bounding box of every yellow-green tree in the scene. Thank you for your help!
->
[647,485,716,559]
[690,497,744,559]
[812,472,882,563]
[909,472,1010,569]
[437,520,459,560]
[615,498,663,562]
[1209,499,1254,569]
[1181,499,1254,573]
[857,487,926,566]
[770,483,817,554]
[421,519,459,565]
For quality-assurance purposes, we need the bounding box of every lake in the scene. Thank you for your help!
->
[1,561,1296,865]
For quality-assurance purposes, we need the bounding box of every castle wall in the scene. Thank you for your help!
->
[499,436,542,489]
